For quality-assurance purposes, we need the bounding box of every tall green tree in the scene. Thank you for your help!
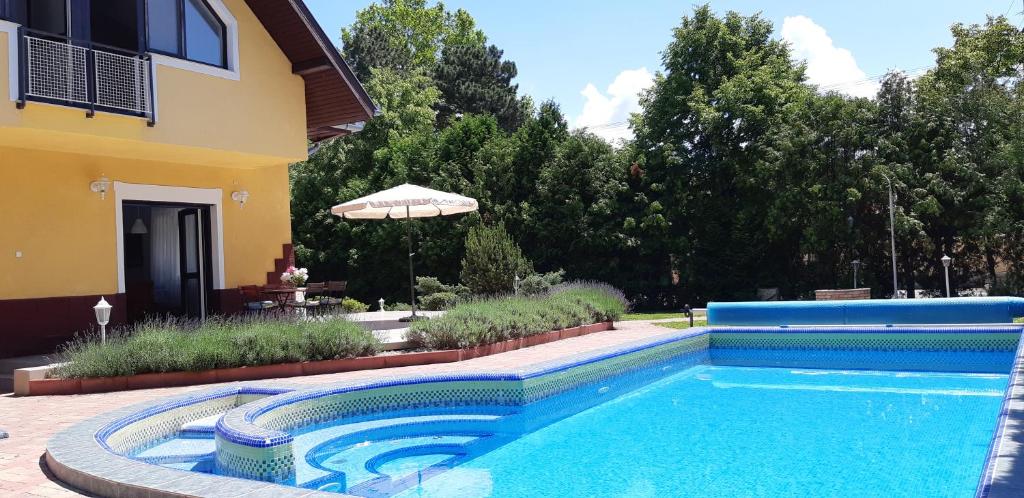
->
[632,5,810,302]
[435,43,529,131]
[341,0,485,80]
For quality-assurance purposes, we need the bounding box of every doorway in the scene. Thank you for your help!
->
[122,202,213,322]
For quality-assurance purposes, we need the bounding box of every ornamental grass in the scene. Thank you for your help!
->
[52,315,380,379]
[406,282,627,350]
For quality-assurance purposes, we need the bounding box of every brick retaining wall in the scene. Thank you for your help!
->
[815,288,871,301]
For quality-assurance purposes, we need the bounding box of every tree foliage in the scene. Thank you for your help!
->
[292,3,1024,306]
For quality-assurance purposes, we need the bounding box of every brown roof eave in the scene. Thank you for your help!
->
[287,0,376,122]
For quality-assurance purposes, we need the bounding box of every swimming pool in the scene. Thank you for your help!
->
[116,325,1021,498]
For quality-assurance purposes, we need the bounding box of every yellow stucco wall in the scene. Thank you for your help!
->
[0,147,292,300]
[0,0,308,166]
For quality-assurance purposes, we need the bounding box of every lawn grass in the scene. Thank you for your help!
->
[655,319,708,329]
[621,311,683,321]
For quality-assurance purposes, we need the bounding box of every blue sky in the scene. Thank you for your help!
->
[307,0,1022,141]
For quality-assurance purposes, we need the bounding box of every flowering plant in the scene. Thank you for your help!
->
[281,266,309,287]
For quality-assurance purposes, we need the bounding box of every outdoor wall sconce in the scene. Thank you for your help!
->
[231,190,250,208]
[90,176,111,200]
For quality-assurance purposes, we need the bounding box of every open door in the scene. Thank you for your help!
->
[178,207,211,319]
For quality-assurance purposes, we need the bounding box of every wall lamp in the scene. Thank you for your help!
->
[231,190,250,208]
[90,176,111,200]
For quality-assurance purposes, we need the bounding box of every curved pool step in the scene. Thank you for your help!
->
[295,413,513,493]
[179,413,223,438]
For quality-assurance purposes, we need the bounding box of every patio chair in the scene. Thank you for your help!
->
[323,280,348,314]
[287,282,324,316]
[239,285,277,314]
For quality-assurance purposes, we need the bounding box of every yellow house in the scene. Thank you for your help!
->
[0,0,374,357]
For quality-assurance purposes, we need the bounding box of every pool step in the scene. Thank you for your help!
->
[179,413,223,438]
[295,413,511,493]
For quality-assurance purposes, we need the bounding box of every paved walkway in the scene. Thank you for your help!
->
[0,321,670,497]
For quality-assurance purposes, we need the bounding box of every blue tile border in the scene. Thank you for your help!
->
[215,328,711,452]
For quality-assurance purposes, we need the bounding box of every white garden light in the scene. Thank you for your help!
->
[94,297,112,344]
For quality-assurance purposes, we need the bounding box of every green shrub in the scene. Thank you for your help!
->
[340,297,370,313]
[460,223,533,295]
[415,276,469,310]
[519,269,565,295]
[384,302,412,311]
[407,282,626,350]
[419,291,459,310]
[51,315,380,379]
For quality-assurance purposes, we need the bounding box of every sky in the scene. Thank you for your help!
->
[307,0,1024,143]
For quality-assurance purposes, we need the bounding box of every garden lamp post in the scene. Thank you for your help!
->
[881,173,899,298]
[852,259,861,289]
[941,254,952,298]
[379,298,386,313]
[514,274,520,295]
[93,297,112,344]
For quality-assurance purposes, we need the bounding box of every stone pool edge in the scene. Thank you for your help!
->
[976,326,1024,498]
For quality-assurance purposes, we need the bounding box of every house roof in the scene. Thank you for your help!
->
[244,0,376,141]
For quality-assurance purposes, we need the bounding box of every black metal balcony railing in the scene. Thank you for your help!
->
[16,28,156,126]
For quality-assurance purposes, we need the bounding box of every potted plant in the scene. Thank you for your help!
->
[280,266,309,288]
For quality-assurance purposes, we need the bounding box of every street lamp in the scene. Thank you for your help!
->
[941,254,952,298]
[852,259,861,289]
[93,297,112,344]
[880,173,899,298]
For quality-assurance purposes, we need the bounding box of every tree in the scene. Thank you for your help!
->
[290,68,441,301]
[631,5,810,302]
[342,0,485,80]
[460,223,533,295]
[435,43,529,131]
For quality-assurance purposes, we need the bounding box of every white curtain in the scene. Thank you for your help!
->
[150,208,181,308]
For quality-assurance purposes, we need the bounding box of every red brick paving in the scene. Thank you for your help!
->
[0,321,671,497]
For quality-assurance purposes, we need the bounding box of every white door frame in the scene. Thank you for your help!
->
[114,182,226,294]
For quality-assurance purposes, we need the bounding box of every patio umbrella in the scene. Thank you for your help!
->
[331,183,479,319]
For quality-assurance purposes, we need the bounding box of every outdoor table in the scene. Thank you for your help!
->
[262,287,306,307]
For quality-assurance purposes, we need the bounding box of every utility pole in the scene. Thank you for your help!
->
[881,173,899,298]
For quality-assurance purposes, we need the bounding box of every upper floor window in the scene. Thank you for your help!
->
[147,0,226,68]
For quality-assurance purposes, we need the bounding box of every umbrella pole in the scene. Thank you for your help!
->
[406,206,417,318]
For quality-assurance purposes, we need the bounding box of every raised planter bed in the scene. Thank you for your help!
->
[21,321,614,396]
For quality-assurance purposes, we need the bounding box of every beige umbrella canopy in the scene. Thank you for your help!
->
[331,184,479,318]
[331,183,478,219]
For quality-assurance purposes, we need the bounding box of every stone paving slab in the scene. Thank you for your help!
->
[0,321,671,497]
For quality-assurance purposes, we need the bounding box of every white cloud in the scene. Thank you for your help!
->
[781,15,878,98]
[573,67,654,144]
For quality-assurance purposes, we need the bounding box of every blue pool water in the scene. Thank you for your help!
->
[132,344,1011,495]
[375,366,1007,498]
[135,361,1010,497]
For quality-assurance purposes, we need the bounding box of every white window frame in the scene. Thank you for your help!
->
[1,19,18,101]
[149,0,240,80]
[113,182,226,294]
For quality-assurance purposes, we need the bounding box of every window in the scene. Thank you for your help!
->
[146,0,226,68]
[147,0,179,54]
[27,0,68,36]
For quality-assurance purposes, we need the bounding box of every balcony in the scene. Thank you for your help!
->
[16,29,155,125]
